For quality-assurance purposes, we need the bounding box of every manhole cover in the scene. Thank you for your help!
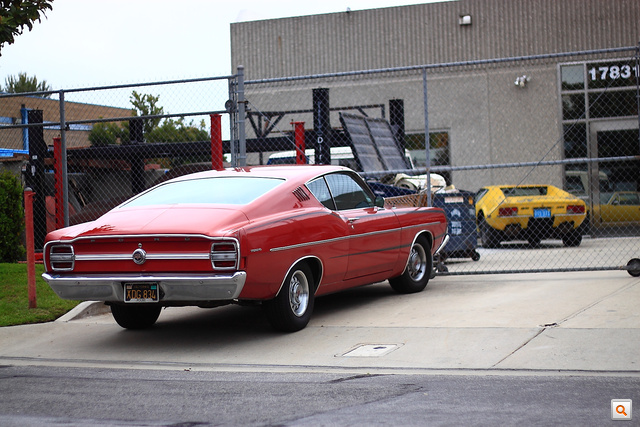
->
[341,344,400,357]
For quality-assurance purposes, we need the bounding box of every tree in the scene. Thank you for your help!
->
[88,91,209,147]
[0,0,54,55]
[88,121,126,146]
[3,72,51,96]
[130,91,163,135]
[0,170,25,262]
[146,117,209,143]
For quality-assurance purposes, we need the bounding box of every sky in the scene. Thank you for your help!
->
[0,0,442,90]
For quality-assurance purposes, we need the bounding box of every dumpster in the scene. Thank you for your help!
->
[367,180,417,198]
[432,188,480,271]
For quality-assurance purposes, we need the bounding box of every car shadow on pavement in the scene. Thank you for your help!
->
[93,282,399,352]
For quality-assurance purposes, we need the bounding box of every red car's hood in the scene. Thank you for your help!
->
[48,205,250,240]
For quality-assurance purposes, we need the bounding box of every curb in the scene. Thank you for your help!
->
[56,301,110,322]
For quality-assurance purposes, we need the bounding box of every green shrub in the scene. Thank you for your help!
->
[0,170,25,262]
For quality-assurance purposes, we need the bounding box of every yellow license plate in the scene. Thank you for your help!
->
[124,283,159,303]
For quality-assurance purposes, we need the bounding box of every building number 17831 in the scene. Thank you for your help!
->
[588,64,639,81]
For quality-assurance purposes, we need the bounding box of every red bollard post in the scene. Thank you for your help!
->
[210,114,224,170]
[24,188,37,309]
[53,136,64,230]
[292,122,306,164]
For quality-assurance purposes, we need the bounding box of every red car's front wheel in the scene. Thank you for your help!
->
[389,235,432,294]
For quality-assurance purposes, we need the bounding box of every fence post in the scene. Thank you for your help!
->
[313,88,331,165]
[422,68,432,206]
[24,188,37,309]
[210,114,224,170]
[389,99,406,153]
[129,118,146,195]
[293,122,306,164]
[58,90,69,227]
[26,109,47,250]
[237,65,247,167]
[53,136,64,230]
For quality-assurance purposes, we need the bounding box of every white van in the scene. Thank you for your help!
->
[267,147,359,170]
[267,147,446,193]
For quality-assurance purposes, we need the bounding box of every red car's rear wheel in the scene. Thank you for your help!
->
[264,263,315,332]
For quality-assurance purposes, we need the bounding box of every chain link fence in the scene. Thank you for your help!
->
[1,47,638,275]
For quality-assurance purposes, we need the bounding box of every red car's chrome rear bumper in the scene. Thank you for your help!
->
[42,272,247,302]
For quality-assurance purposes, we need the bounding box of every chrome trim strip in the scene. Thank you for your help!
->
[276,256,325,297]
[270,221,442,252]
[271,235,348,252]
[434,234,450,255]
[42,271,247,302]
[48,233,222,243]
[45,235,240,269]
[74,253,211,261]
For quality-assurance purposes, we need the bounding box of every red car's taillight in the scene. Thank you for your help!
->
[210,240,239,270]
[49,244,75,271]
[498,207,518,217]
[567,205,585,214]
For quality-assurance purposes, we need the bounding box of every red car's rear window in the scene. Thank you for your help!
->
[123,177,284,207]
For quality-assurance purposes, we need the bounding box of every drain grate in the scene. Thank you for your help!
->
[341,344,400,357]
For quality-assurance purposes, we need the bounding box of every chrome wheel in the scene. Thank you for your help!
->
[264,262,315,332]
[389,235,432,294]
[288,270,310,317]
[407,243,427,282]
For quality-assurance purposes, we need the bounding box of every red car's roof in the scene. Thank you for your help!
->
[45,164,357,241]
[167,164,351,184]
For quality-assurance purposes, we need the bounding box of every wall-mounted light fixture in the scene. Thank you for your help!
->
[514,75,531,88]
[459,15,472,26]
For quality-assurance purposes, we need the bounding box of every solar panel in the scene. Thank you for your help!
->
[364,117,411,171]
[339,113,384,172]
[339,113,410,172]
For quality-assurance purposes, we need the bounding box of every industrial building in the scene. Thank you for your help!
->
[230,0,640,194]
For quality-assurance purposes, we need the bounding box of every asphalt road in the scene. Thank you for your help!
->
[1,365,638,426]
[0,268,638,426]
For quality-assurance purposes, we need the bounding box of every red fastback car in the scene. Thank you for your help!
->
[43,165,449,332]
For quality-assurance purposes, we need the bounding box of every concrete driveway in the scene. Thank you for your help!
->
[0,270,638,375]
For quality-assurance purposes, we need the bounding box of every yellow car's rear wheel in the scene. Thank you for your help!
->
[478,213,500,248]
[562,228,582,247]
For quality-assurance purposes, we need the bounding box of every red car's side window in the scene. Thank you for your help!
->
[307,177,336,210]
[307,173,374,211]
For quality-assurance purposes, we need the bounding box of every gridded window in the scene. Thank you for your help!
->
[561,64,584,91]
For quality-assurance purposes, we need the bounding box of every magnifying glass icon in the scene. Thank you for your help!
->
[616,405,628,416]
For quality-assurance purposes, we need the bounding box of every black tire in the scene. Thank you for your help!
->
[562,228,582,247]
[478,213,500,248]
[528,235,542,247]
[626,258,640,277]
[110,304,161,330]
[471,251,481,261]
[264,263,315,332]
[389,235,432,294]
[578,213,591,236]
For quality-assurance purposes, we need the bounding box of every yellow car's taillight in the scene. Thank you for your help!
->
[567,205,585,214]
[498,207,518,217]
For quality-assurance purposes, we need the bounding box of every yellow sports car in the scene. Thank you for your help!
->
[475,185,587,248]
[598,191,640,226]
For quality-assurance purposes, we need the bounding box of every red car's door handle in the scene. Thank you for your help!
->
[348,217,360,223]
